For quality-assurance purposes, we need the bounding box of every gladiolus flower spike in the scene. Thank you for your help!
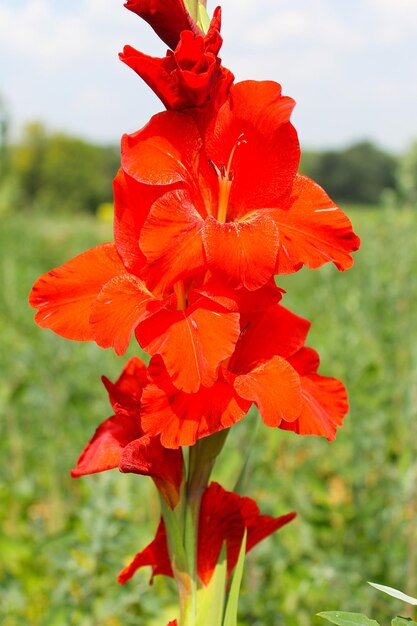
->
[29,1,360,625]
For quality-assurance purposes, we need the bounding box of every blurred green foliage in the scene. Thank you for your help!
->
[300,142,398,205]
[0,123,119,216]
[1,205,417,626]
[396,140,417,209]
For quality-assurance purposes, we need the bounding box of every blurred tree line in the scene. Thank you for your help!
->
[301,142,397,205]
[0,121,119,216]
[300,141,417,207]
[1,116,417,215]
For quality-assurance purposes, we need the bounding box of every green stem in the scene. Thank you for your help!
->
[188,430,229,497]
[159,496,194,625]
[163,431,229,626]
[183,431,230,623]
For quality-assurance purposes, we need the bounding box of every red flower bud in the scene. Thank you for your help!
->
[120,7,234,110]
[124,0,201,49]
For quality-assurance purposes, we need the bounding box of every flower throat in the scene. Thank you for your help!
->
[209,133,247,224]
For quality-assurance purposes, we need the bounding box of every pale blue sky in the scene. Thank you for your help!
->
[1,0,416,152]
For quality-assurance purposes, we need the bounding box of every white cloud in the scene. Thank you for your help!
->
[361,0,417,44]
[0,0,160,71]
[0,0,416,150]
[0,0,89,68]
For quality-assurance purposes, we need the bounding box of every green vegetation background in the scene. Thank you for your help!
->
[1,203,417,626]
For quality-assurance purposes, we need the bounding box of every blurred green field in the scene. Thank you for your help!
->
[1,206,417,626]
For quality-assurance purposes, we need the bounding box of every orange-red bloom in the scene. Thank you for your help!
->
[29,241,242,394]
[122,80,359,291]
[71,357,183,508]
[29,3,360,622]
[29,11,358,455]
[140,304,348,447]
[118,482,296,585]
[120,7,234,110]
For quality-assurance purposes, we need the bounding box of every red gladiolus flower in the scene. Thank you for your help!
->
[28,0,360,621]
[229,305,348,440]
[141,356,249,448]
[29,241,241,394]
[124,0,200,50]
[118,482,296,585]
[71,356,183,508]
[140,304,348,447]
[120,7,234,110]
[122,80,359,291]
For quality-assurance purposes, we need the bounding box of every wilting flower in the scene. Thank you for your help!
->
[71,356,183,507]
[124,0,200,50]
[122,80,359,291]
[118,482,296,585]
[121,7,234,110]
[140,304,348,447]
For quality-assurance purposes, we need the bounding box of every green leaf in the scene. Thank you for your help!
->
[197,2,211,33]
[369,582,417,605]
[233,415,260,496]
[196,544,227,626]
[223,530,247,626]
[159,495,188,576]
[392,618,417,626]
[317,611,381,626]
[183,0,198,22]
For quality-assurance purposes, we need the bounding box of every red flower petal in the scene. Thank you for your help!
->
[102,355,148,414]
[120,45,178,110]
[71,357,147,478]
[124,0,201,50]
[119,482,295,587]
[71,413,142,478]
[101,356,148,414]
[273,174,361,274]
[136,301,240,393]
[118,519,173,584]
[281,347,348,440]
[121,111,202,187]
[72,357,183,506]
[202,213,279,290]
[140,357,249,448]
[113,168,162,275]
[120,435,183,508]
[197,483,296,585]
[240,497,296,554]
[234,356,302,427]
[29,243,125,341]
[197,277,283,314]
[139,188,205,291]
[230,304,311,373]
[197,483,244,585]
[203,80,299,217]
[120,10,233,111]
[90,273,156,356]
